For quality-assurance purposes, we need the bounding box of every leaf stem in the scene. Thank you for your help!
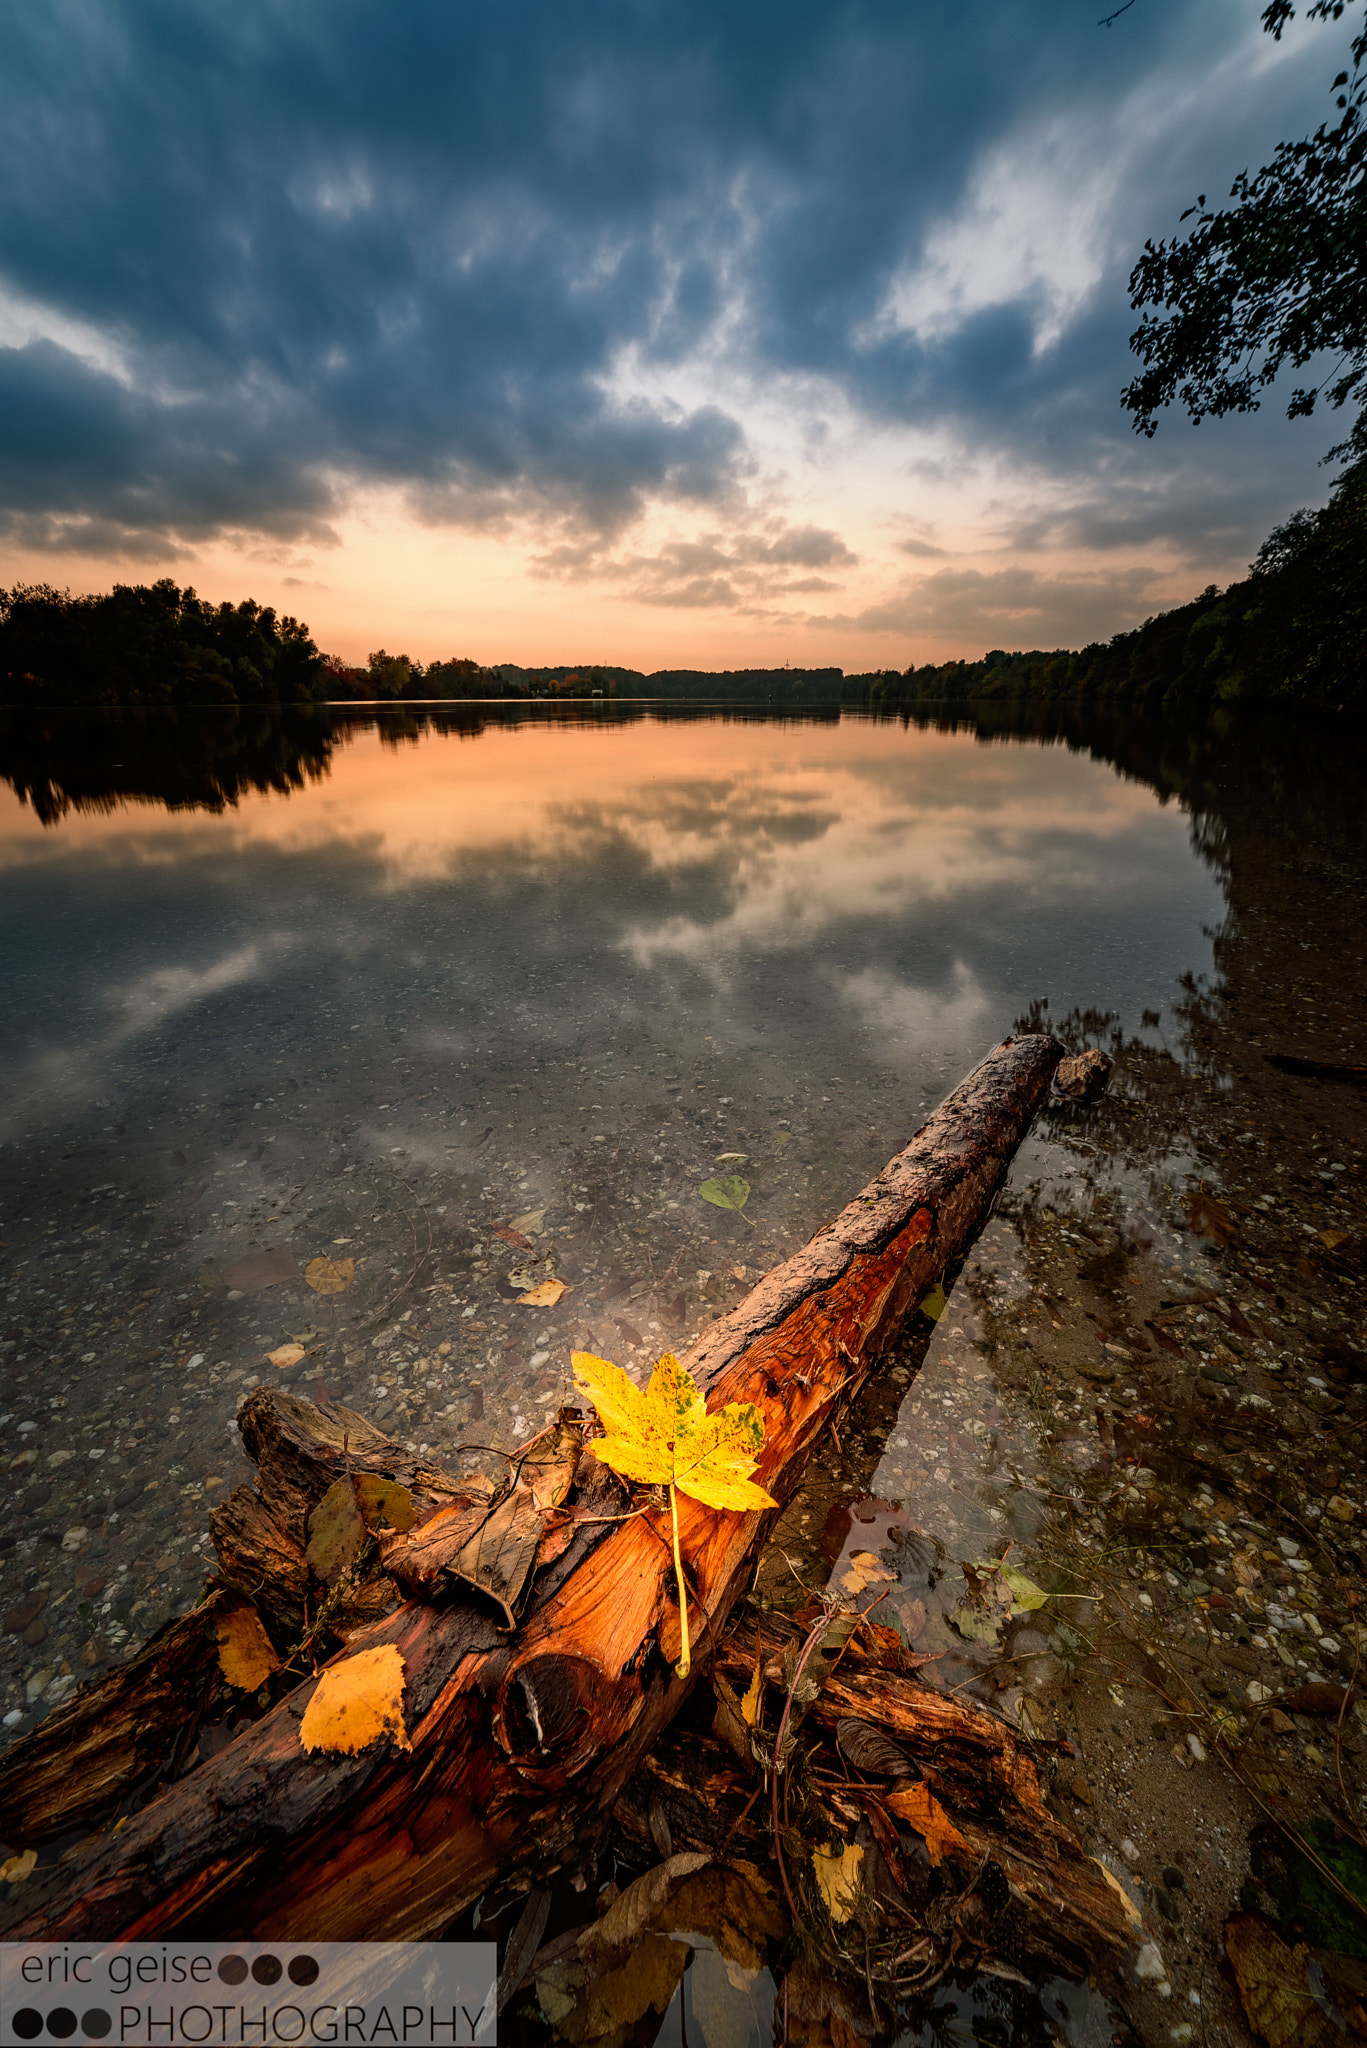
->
[670,1482,691,1678]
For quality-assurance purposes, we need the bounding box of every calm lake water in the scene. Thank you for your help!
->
[0,704,1224,1678]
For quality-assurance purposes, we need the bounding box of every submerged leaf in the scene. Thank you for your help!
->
[1182,1191,1237,1245]
[811,1841,864,1923]
[518,1277,571,1307]
[305,1255,355,1295]
[699,1174,750,1213]
[267,1342,307,1370]
[511,1208,546,1235]
[213,1596,282,1692]
[1224,1912,1333,2048]
[299,1643,412,1756]
[1001,1564,1050,1612]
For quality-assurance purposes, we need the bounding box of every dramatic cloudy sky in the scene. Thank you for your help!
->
[0,0,1350,668]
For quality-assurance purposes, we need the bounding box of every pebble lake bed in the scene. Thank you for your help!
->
[0,700,1364,2044]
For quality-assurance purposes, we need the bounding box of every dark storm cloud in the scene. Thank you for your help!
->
[0,0,1345,557]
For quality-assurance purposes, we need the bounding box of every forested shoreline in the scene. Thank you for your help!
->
[2,455,1361,716]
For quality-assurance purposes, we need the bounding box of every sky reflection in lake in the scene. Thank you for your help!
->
[1,710,1220,1139]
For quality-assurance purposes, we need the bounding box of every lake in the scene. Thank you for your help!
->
[2,699,1364,2043]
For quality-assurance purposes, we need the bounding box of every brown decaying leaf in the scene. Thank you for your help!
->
[1280,1681,1353,1716]
[267,1343,307,1370]
[886,1781,969,1866]
[1319,1228,1351,1251]
[493,1223,535,1253]
[1181,1190,1238,1245]
[220,1248,298,1293]
[902,1597,928,1641]
[299,1643,412,1756]
[306,1476,367,1583]
[213,1597,282,1692]
[1224,1912,1333,2048]
[305,1255,354,1295]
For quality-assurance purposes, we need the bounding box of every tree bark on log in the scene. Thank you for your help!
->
[1,1032,1066,1944]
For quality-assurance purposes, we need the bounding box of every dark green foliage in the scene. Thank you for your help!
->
[1124,1,1366,458]
[0,579,328,708]
[844,457,1366,719]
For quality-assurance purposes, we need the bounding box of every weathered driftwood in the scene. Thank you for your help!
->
[1,1032,1065,1943]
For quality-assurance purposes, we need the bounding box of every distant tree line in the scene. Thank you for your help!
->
[325,650,526,700]
[846,456,1366,720]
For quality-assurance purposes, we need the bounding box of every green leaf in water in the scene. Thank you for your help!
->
[776,1129,792,1147]
[700,1174,751,1216]
[1001,1564,1049,1612]
[920,1282,947,1322]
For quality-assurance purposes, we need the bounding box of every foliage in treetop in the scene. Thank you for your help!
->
[1124,0,1366,461]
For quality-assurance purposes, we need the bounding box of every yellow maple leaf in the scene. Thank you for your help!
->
[572,1351,776,1679]
[299,1643,412,1756]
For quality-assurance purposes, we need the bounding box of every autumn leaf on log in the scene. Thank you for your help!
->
[811,1841,863,1923]
[305,1256,355,1295]
[886,1781,968,1866]
[213,1597,282,1692]
[307,1477,367,1583]
[299,1644,412,1757]
[573,1350,776,1678]
[353,1475,417,1534]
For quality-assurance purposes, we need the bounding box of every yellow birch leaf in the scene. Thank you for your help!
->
[267,1343,307,1370]
[740,1646,763,1728]
[299,1643,412,1756]
[517,1278,571,1307]
[0,1849,37,1885]
[811,1841,863,1923]
[213,1597,282,1691]
[305,1255,354,1295]
[886,1781,969,1866]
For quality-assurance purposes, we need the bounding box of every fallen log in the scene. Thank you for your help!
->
[1,1032,1067,1944]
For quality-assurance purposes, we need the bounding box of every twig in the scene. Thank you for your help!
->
[771,1605,837,1922]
